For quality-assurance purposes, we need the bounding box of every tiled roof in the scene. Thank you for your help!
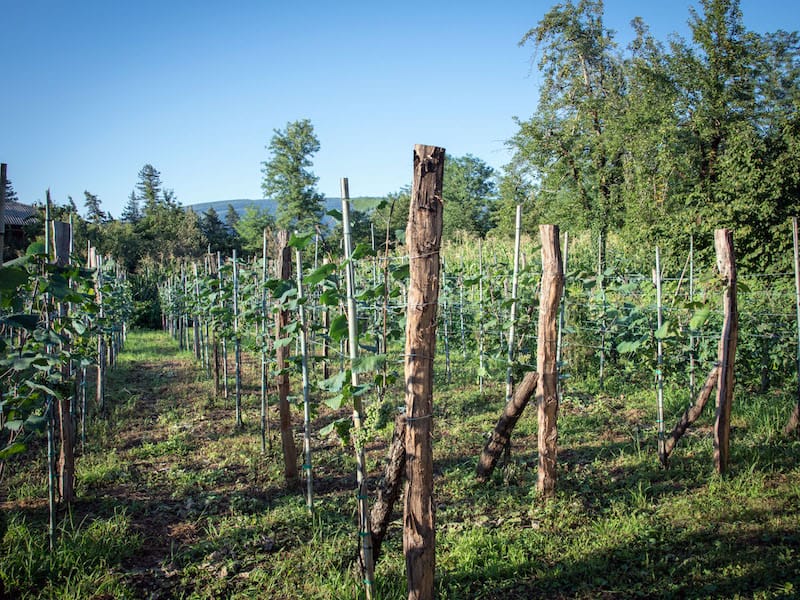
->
[3,201,39,226]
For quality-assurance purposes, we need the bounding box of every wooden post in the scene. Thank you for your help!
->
[664,365,720,458]
[476,371,539,482]
[275,231,298,485]
[370,414,406,564]
[536,225,564,498]
[404,144,445,600]
[713,229,737,474]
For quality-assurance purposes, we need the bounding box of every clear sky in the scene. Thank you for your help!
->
[2,0,798,217]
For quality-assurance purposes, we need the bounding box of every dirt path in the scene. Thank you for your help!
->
[75,333,284,598]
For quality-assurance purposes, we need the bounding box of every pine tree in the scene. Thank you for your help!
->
[83,190,106,224]
[121,191,142,223]
[136,164,163,215]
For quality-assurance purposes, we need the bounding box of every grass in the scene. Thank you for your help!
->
[1,329,799,598]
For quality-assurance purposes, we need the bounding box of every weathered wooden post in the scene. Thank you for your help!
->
[713,229,737,474]
[537,224,564,498]
[476,371,539,482]
[404,144,445,600]
[275,231,298,485]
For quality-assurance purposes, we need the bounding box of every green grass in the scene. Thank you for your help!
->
[1,329,799,598]
[0,509,140,599]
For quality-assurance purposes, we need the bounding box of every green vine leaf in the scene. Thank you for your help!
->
[329,314,348,343]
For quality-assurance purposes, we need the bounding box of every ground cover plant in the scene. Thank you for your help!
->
[0,324,798,599]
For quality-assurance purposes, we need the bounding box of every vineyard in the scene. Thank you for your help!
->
[2,168,800,597]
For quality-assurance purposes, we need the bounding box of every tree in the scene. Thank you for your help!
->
[224,203,242,253]
[136,164,163,215]
[2,178,19,203]
[121,191,142,224]
[83,190,106,224]
[666,0,800,269]
[442,154,497,238]
[371,186,411,248]
[235,206,274,255]
[490,163,538,237]
[511,0,626,267]
[200,207,232,254]
[261,119,325,232]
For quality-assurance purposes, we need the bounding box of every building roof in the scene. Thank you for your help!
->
[2,201,39,226]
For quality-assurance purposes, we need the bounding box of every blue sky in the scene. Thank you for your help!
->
[2,0,798,217]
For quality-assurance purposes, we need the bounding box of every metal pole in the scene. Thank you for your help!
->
[506,203,522,403]
[598,232,606,391]
[295,245,313,511]
[341,178,375,598]
[655,246,666,466]
[793,218,800,414]
[261,228,269,453]
[689,234,696,401]
[233,249,242,428]
[557,231,569,403]
[0,163,7,262]
[479,239,485,395]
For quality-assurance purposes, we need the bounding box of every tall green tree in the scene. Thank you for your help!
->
[3,179,19,204]
[83,190,106,224]
[667,0,800,268]
[442,154,497,238]
[121,191,142,224]
[224,203,242,253]
[511,0,626,266]
[136,164,163,214]
[491,163,538,237]
[200,207,233,254]
[261,119,325,232]
[235,206,274,255]
[370,186,410,248]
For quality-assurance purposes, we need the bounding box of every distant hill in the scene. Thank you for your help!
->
[186,197,386,223]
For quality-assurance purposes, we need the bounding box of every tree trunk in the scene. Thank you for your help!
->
[713,229,737,474]
[404,144,445,600]
[275,230,298,486]
[476,371,539,482]
[370,414,406,564]
[537,225,564,499]
[663,365,720,458]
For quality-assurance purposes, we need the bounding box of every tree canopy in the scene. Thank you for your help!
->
[507,0,800,270]
[261,119,325,233]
